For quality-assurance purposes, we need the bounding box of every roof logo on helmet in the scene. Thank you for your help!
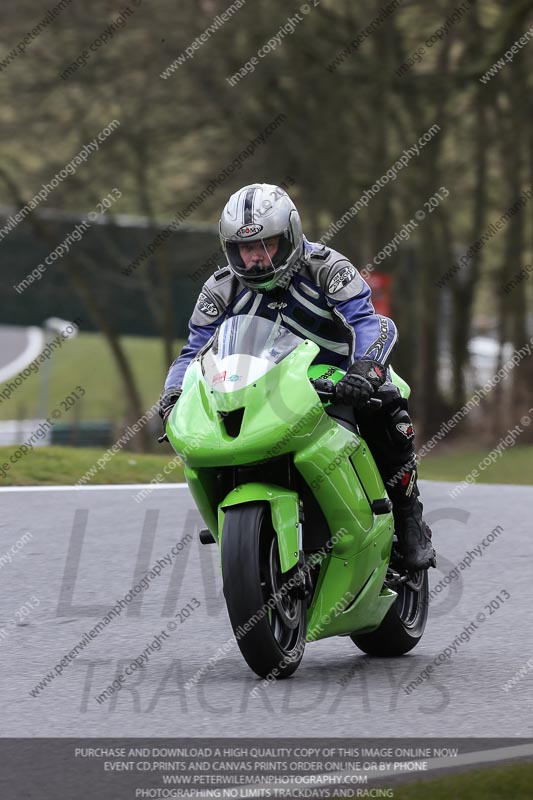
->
[236,223,263,238]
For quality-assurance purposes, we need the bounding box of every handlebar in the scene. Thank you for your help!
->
[311,378,382,409]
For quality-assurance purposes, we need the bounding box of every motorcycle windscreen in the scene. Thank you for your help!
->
[201,314,304,394]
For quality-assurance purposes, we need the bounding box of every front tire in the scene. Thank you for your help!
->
[221,503,306,679]
[350,570,429,656]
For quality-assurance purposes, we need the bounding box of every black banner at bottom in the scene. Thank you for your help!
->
[0,738,532,799]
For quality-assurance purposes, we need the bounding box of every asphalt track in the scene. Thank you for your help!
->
[0,480,531,738]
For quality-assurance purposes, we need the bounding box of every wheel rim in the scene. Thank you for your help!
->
[268,538,300,629]
[260,532,304,654]
[395,570,425,629]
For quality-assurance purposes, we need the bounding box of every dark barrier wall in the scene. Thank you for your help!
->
[0,211,224,338]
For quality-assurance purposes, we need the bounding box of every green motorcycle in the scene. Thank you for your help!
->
[167,314,428,679]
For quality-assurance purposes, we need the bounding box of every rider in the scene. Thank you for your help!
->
[159,183,436,571]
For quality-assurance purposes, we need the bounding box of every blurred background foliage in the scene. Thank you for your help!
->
[0,0,532,447]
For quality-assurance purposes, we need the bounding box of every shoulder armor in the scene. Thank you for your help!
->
[304,245,365,301]
[213,267,231,281]
[190,270,241,326]
[307,243,331,260]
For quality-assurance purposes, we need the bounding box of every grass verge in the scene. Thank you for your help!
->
[0,332,183,422]
[419,444,533,485]
[1,444,532,488]
[391,760,533,799]
[0,445,183,486]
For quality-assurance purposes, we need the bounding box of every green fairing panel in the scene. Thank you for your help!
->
[389,365,411,399]
[218,483,300,573]
[167,341,324,469]
[293,411,393,556]
[307,364,346,384]
[306,555,397,641]
[171,341,399,635]
[168,348,409,471]
[183,465,218,537]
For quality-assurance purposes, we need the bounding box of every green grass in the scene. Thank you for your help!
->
[419,444,533,485]
[1,443,533,487]
[0,332,183,422]
[392,761,533,800]
[0,445,183,486]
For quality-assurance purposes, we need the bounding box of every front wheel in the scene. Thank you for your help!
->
[221,503,306,679]
[350,570,429,656]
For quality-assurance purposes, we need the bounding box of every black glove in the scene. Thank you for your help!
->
[335,359,386,409]
[159,387,182,426]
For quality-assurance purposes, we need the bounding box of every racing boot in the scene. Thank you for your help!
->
[355,382,436,571]
[390,469,436,572]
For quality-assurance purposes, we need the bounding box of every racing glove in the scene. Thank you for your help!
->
[159,387,182,426]
[335,359,386,409]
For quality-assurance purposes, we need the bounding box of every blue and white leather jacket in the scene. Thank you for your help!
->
[164,239,398,391]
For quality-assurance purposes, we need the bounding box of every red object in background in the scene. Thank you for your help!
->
[366,272,391,316]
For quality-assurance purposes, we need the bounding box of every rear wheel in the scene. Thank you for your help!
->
[350,569,429,656]
[221,503,306,678]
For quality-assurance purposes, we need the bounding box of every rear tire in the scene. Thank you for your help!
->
[222,503,306,679]
[350,570,429,656]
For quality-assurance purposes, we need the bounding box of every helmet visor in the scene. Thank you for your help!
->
[225,235,292,285]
